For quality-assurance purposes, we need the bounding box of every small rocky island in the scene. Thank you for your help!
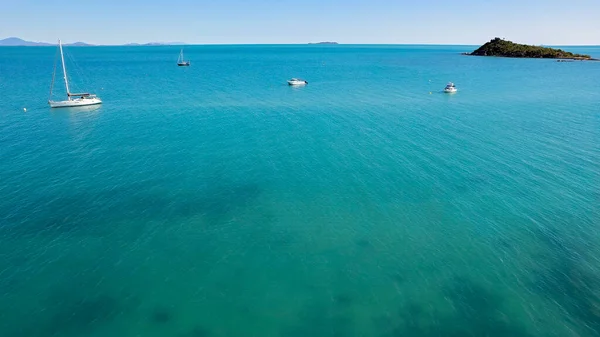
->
[466,38,595,60]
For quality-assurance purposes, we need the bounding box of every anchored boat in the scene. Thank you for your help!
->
[288,78,308,86]
[177,49,190,66]
[48,39,102,108]
[444,82,457,93]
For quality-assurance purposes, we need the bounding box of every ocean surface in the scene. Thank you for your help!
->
[1,44,599,337]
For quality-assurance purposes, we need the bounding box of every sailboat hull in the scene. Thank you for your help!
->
[49,97,102,108]
[177,62,190,66]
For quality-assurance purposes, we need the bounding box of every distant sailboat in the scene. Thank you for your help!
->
[177,49,190,66]
[48,39,102,108]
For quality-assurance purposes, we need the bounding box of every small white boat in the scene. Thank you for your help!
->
[48,39,102,108]
[288,78,308,86]
[177,49,190,66]
[444,82,457,93]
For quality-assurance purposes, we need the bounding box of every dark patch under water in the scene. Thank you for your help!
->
[45,295,120,336]
[378,278,533,337]
[150,306,173,324]
[26,274,142,337]
[0,180,262,238]
[355,238,372,249]
[533,225,600,335]
[333,293,354,307]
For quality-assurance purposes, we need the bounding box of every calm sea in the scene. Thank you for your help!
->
[1,45,599,337]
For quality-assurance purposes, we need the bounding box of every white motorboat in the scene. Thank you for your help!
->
[48,39,102,108]
[288,78,308,86]
[444,82,457,93]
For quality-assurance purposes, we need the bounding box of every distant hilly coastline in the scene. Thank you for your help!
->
[0,37,186,46]
[0,37,52,46]
[123,42,186,46]
[309,42,339,45]
[0,37,93,46]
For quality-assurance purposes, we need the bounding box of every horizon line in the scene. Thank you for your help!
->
[2,43,600,47]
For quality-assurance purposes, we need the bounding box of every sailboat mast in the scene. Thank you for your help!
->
[58,39,71,97]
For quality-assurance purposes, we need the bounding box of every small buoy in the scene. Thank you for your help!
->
[23,108,27,112]
[429,92,432,94]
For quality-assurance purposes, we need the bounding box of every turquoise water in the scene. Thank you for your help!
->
[1,45,599,337]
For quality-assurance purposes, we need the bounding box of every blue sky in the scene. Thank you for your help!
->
[2,0,599,45]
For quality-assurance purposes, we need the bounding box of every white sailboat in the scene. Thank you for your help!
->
[48,39,102,108]
[177,49,190,66]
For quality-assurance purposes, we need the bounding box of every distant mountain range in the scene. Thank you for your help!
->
[0,37,185,46]
[123,42,186,46]
[0,37,92,46]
